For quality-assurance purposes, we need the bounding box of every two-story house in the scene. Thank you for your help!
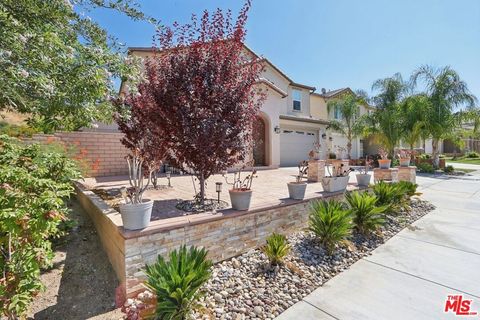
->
[114,45,372,168]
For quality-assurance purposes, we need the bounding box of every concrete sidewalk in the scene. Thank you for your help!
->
[277,174,480,320]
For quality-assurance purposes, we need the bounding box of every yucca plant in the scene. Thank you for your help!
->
[346,191,388,235]
[309,199,353,254]
[145,245,212,320]
[261,233,291,265]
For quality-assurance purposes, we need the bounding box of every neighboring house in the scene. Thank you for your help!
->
[311,87,377,159]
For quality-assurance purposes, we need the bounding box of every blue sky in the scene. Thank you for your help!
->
[90,0,480,99]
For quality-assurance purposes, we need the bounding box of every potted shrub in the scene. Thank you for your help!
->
[356,156,372,187]
[397,149,412,167]
[224,168,257,210]
[119,154,154,230]
[321,162,353,192]
[378,148,391,169]
[288,161,308,200]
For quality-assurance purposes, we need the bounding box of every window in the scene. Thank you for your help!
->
[334,106,342,120]
[295,131,304,135]
[283,130,293,134]
[292,89,301,111]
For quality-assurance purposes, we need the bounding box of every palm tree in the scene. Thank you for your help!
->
[400,94,430,150]
[327,91,367,159]
[411,65,477,167]
[364,73,409,156]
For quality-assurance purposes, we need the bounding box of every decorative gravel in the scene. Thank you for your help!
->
[195,198,435,320]
[176,199,230,213]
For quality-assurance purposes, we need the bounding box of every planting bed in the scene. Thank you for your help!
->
[193,199,435,319]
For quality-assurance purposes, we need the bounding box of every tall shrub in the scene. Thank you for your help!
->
[131,1,265,204]
[0,135,80,318]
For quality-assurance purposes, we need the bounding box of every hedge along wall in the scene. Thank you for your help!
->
[28,131,129,177]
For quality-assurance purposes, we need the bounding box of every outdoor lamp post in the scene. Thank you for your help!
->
[166,171,172,187]
[215,182,223,203]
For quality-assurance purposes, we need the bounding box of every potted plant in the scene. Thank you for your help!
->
[356,156,372,186]
[397,149,412,167]
[308,142,322,160]
[119,153,154,230]
[378,148,391,169]
[321,162,353,192]
[288,161,308,200]
[224,168,257,210]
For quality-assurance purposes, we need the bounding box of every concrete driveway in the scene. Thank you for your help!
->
[277,170,480,320]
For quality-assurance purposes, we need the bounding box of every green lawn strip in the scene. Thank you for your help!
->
[445,157,480,165]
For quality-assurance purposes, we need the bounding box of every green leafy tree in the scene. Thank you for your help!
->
[365,73,409,156]
[411,65,477,167]
[0,0,152,132]
[327,92,368,159]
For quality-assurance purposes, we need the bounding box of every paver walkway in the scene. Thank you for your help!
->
[277,169,480,320]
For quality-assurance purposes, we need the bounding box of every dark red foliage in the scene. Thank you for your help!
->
[127,1,265,202]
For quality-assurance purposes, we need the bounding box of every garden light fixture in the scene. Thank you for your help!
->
[215,182,223,203]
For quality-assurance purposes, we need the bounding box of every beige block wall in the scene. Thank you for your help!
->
[310,94,328,120]
[28,131,129,177]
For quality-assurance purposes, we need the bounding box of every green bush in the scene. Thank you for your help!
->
[0,135,81,318]
[466,151,480,158]
[309,199,352,254]
[346,191,387,235]
[261,233,291,265]
[372,181,409,213]
[417,162,435,173]
[443,165,455,174]
[418,153,431,159]
[396,181,421,198]
[0,121,38,137]
[145,245,212,320]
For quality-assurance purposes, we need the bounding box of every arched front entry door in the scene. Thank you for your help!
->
[252,116,266,166]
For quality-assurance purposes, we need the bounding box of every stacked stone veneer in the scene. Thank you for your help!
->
[75,182,363,297]
[307,160,325,182]
[373,168,399,182]
[397,166,417,183]
[28,131,128,176]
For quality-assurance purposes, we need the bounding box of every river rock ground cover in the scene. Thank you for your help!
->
[195,198,435,320]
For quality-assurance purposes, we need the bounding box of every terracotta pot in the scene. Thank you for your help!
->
[356,173,371,187]
[287,182,307,200]
[229,189,253,211]
[119,199,153,230]
[378,159,391,169]
[321,176,349,192]
[399,158,410,167]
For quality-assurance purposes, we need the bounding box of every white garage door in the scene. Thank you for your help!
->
[280,129,318,167]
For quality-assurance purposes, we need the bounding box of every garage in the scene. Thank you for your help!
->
[280,128,318,166]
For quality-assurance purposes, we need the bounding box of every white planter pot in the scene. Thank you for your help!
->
[321,176,349,193]
[287,182,307,200]
[119,199,153,230]
[399,158,410,167]
[356,173,371,187]
[378,159,391,169]
[229,189,253,211]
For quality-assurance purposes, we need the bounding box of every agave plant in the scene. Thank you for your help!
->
[145,245,212,320]
[261,233,291,265]
[346,191,388,235]
[309,199,353,254]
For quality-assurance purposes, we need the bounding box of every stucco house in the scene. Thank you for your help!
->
[110,45,373,168]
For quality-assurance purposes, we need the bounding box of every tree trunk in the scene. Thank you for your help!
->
[432,138,440,168]
[347,140,352,160]
[199,174,205,205]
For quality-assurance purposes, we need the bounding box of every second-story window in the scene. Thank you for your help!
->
[292,89,301,111]
[334,106,342,119]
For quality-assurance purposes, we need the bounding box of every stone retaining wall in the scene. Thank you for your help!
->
[75,182,359,297]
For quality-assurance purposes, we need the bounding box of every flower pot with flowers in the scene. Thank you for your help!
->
[378,148,391,169]
[224,167,257,210]
[288,161,308,200]
[397,149,413,167]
